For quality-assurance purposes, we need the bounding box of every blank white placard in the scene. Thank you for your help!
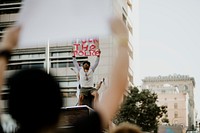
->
[17,0,113,47]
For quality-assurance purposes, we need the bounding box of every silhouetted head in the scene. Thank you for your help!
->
[7,68,63,132]
[82,61,90,70]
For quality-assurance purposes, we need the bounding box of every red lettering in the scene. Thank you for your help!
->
[82,40,87,44]
[95,50,100,56]
[73,43,80,51]
[88,39,93,42]
[85,51,92,56]
[90,50,95,56]
[89,44,96,51]
[74,50,100,56]
[78,51,85,56]
[73,51,78,56]
[82,43,88,51]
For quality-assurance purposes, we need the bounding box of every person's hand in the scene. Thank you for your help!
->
[93,39,99,48]
[0,113,18,133]
[96,49,101,57]
[1,26,20,52]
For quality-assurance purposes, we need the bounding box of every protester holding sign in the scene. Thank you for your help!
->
[72,40,101,108]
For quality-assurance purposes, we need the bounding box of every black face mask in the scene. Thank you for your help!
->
[83,65,90,70]
[85,67,89,70]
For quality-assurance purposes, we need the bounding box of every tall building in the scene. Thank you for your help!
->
[141,74,196,130]
[0,0,134,109]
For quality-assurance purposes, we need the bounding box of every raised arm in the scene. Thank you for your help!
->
[91,54,100,71]
[0,26,20,112]
[72,55,81,71]
[95,18,129,127]
[91,40,101,71]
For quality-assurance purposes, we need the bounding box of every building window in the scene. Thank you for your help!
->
[62,92,76,98]
[174,111,178,118]
[11,55,20,59]
[59,52,69,56]
[161,90,166,94]
[52,52,59,57]
[22,63,43,69]
[7,65,21,70]
[59,81,77,88]
[58,62,67,68]
[32,54,40,58]
[174,103,178,109]
[31,63,44,68]
[122,14,127,24]
[51,62,74,68]
[20,54,29,58]
[40,53,45,57]
[51,63,58,68]
[68,62,74,67]
[7,63,44,70]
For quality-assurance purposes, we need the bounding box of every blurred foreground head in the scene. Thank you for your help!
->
[110,122,143,133]
[7,68,63,132]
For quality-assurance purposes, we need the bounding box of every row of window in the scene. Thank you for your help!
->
[10,52,88,59]
[8,52,88,70]
[165,111,179,119]
[7,61,88,70]
[8,60,89,70]
[63,92,76,98]
[164,97,177,100]
[8,63,43,70]
[11,52,73,59]
[174,111,178,118]
[164,103,178,109]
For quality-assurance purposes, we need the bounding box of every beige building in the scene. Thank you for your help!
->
[141,74,196,130]
[0,0,134,109]
[157,86,189,127]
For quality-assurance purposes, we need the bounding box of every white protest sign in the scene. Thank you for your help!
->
[17,0,113,48]
[73,38,100,56]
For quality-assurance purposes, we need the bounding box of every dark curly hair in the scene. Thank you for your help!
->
[82,61,90,66]
[7,68,63,132]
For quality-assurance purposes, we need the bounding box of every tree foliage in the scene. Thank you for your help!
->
[114,86,167,132]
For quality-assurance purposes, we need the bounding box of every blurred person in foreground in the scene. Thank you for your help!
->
[0,27,63,133]
[109,122,143,133]
[0,17,129,133]
[73,17,130,132]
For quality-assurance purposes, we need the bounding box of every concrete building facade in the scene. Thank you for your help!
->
[141,74,196,130]
[0,0,134,110]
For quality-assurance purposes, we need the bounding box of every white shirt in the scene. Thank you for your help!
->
[72,56,100,88]
[79,68,94,87]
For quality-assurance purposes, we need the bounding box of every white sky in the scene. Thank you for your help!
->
[134,0,200,118]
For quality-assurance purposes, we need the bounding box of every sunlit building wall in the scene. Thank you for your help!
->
[141,74,195,130]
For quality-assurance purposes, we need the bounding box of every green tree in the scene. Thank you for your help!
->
[114,86,167,133]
